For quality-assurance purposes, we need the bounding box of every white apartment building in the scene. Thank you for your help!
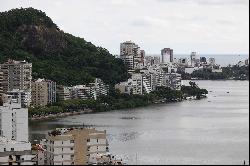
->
[6,89,31,108]
[0,59,32,93]
[71,85,91,100]
[71,78,109,100]
[47,80,57,104]
[120,41,145,72]
[0,97,29,142]
[56,85,71,101]
[145,56,161,67]
[40,128,109,165]
[89,78,109,100]
[0,137,34,165]
[161,48,173,64]
[190,52,197,67]
[131,74,143,95]
[0,72,3,98]
[0,95,34,165]
[116,63,182,95]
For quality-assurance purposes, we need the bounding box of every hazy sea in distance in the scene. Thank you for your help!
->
[149,54,249,67]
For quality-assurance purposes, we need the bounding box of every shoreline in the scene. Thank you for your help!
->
[29,96,207,122]
[29,109,93,121]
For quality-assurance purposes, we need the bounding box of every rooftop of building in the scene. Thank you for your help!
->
[1,59,31,65]
[0,136,30,145]
[47,127,106,137]
[34,78,55,83]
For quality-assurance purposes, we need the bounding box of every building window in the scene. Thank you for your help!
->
[11,148,14,151]
[70,140,74,143]
[87,139,90,142]
[4,148,6,152]
[70,147,74,151]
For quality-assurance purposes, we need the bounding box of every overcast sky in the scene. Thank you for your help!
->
[0,0,249,55]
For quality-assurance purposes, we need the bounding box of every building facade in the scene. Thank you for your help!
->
[6,89,31,108]
[47,80,57,104]
[0,60,32,93]
[56,85,71,102]
[0,137,34,165]
[0,98,29,142]
[40,128,109,165]
[0,72,3,100]
[120,41,145,72]
[190,52,196,67]
[31,79,48,107]
[70,78,109,100]
[0,95,34,165]
[161,48,173,64]
[31,79,57,107]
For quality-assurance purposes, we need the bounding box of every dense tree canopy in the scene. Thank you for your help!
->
[179,66,249,80]
[0,8,129,86]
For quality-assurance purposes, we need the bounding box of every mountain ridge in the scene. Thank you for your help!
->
[0,7,128,86]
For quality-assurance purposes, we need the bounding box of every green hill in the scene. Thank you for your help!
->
[0,7,128,86]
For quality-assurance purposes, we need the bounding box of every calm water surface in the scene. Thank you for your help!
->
[29,80,249,165]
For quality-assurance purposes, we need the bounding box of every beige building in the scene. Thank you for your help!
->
[0,59,32,93]
[41,128,109,165]
[31,79,48,107]
[31,79,57,107]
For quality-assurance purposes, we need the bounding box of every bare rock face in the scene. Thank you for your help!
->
[17,24,67,57]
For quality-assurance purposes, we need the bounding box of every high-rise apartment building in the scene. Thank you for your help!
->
[31,79,48,107]
[190,52,197,67]
[0,72,3,99]
[0,96,29,142]
[47,80,57,104]
[0,60,32,93]
[31,79,56,107]
[120,41,145,71]
[41,128,109,165]
[161,48,173,64]
[0,96,34,165]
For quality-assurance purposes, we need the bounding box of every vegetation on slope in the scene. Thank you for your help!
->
[180,66,249,80]
[0,8,129,86]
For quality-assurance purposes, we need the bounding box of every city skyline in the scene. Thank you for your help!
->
[0,0,249,55]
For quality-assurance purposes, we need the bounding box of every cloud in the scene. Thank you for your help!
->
[157,0,249,6]
[0,0,249,54]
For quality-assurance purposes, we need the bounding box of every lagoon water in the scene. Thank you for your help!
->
[29,80,249,165]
